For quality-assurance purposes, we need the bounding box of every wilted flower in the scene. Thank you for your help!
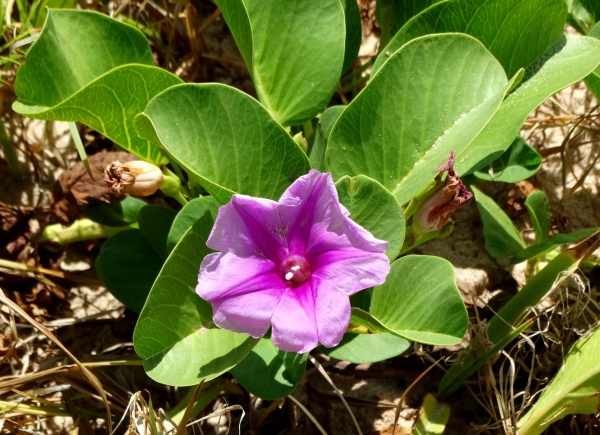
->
[413,151,473,235]
[103,160,163,196]
[196,170,390,353]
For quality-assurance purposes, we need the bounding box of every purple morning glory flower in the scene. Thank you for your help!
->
[196,170,390,353]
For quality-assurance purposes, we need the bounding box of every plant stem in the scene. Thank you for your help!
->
[40,219,136,245]
[0,120,23,179]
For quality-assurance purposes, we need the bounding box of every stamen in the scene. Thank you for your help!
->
[280,254,311,288]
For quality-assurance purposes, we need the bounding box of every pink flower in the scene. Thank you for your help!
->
[196,170,390,353]
[413,152,473,235]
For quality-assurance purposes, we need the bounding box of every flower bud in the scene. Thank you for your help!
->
[292,132,308,153]
[413,152,473,235]
[103,160,164,197]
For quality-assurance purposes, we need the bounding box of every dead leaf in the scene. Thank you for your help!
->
[51,150,137,225]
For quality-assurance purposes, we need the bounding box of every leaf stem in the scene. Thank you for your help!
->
[0,119,23,179]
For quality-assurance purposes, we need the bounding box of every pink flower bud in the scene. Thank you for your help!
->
[103,160,163,196]
[413,152,473,235]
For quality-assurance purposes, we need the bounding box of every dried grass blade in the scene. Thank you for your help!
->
[0,288,113,432]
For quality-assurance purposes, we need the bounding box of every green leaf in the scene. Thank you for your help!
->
[369,255,468,345]
[473,136,542,183]
[167,197,220,253]
[375,0,440,50]
[413,394,450,435]
[13,11,177,163]
[15,9,153,107]
[349,307,390,334]
[373,0,567,78]
[472,185,526,259]
[584,23,600,98]
[335,175,405,261]
[85,196,146,227]
[569,0,600,31]
[517,328,600,435]
[135,83,311,204]
[231,338,307,400]
[138,205,177,261]
[511,228,599,264]
[457,35,600,175]
[96,229,164,313]
[328,33,511,205]
[309,105,345,172]
[439,231,600,398]
[322,332,410,364]
[340,0,362,73]
[134,213,258,386]
[214,0,345,125]
[525,191,551,243]
[14,64,182,164]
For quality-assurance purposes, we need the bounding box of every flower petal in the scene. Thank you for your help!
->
[197,252,285,301]
[311,250,390,295]
[271,284,319,353]
[206,195,288,261]
[212,288,283,338]
[313,277,351,348]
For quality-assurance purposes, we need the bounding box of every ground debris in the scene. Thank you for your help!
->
[51,150,136,225]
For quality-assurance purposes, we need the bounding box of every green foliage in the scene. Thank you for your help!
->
[370,256,468,345]
[525,191,551,243]
[12,10,182,163]
[85,196,146,227]
[214,0,345,125]
[309,105,344,172]
[340,0,362,73]
[458,35,600,175]
[135,83,311,204]
[373,0,567,78]
[322,332,410,364]
[328,33,511,206]
[167,197,220,253]
[413,394,450,435]
[472,185,526,259]
[518,328,600,435]
[473,136,542,183]
[133,213,258,386]
[335,175,405,261]
[138,205,177,260]
[231,338,307,399]
[511,228,598,264]
[96,229,164,313]
[375,0,441,50]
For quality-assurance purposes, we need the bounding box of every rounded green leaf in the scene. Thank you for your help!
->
[335,175,405,261]
[458,35,600,175]
[14,65,182,164]
[369,255,468,345]
[322,333,410,364]
[85,196,146,227]
[96,229,164,313]
[373,0,567,78]
[473,136,542,183]
[215,0,345,125]
[135,83,310,204]
[15,9,153,107]
[167,197,220,253]
[133,213,258,386]
[231,338,307,400]
[327,33,510,205]
[138,205,177,261]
